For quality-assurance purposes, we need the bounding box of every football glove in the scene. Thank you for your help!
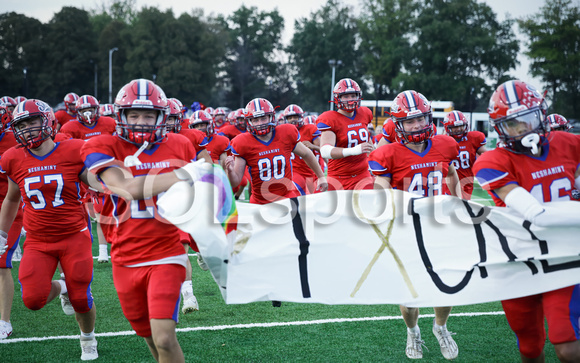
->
[0,230,8,256]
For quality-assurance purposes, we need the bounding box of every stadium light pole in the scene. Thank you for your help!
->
[90,59,98,98]
[108,47,118,103]
[328,59,342,111]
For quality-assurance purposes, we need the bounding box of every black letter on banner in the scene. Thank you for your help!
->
[462,201,489,278]
[290,198,311,298]
[521,220,580,273]
[409,199,473,294]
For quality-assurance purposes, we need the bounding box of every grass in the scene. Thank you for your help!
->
[1,185,560,362]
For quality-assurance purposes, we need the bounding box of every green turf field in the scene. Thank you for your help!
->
[0,186,560,362]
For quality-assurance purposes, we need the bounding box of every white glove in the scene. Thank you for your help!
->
[0,230,8,256]
[174,159,212,183]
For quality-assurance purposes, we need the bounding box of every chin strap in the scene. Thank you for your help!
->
[124,141,149,167]
[520,133,540,154]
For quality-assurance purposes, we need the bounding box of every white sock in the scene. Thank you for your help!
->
[56,279,68,295]
[434,322,446,330]
[408,325,420,334]
[181,280,193,298]
[80,330,95,340]
[99,244,108,255]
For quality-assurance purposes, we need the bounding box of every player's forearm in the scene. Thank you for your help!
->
[302,141,320,152]
[101,168,179,200]
[303,153,325,179]
[0,199,20,233]
[320,144,362,159]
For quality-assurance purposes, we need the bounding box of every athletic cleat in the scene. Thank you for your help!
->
[432,322,458,360]
[80,338,98,360]
[97,253,109,264]
[196,253,209,271]
[406,328,426,359]
[0,320,13,339]
[182,295,199,314]
[60,293,75,316]
[272,301,282,307]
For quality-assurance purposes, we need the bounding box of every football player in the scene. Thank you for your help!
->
[59,95,117,264]
[547,113,573,132]
[284,104,322,195]
[317,78,375,190]
[442,110,487,199]
[54,92,79,131]
[369,90,460,360]
[189,110,230,167]
[473,80,580,362]
[0,101,23,341]
[0,99,98,359]
[81,78,202,362]
[225,97,327,205]
[219,108,247,140]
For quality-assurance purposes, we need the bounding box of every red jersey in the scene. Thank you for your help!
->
[204,134,230,163]
[59,116,116,140]
[81,133,196,266]
[231,124,300,204]
[473,132,580,206]
[0,139,88,238]
[0,132,18,204]
[317,106,373,177]
[177,128,208,156]
[54,109,76,128]
[450,131,486,197]
[369,135,459,196]
[219,124,246,140]
[291,124,321,178]
[381,118,397,143]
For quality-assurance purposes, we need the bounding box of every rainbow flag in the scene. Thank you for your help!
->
[199,164,238,236]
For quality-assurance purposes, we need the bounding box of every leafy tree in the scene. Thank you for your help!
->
[393,0,519,111]
[519,0,580,119]
[0,12,44,99]
[288,0,361,112]
[219,6,285,109]
[357,0,417,101]
[39,7,97,105]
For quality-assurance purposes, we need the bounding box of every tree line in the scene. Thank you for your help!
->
[0,0,578,119]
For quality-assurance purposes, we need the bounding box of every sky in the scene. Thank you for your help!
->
[3,0,555,88]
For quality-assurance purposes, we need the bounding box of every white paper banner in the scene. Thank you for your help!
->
[159,182,580,308]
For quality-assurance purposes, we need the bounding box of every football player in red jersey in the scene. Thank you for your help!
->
[99,103,117,120]
[219,108,248,140]
[0,97,17,115]
[81,78,205,363]
[189,110,230,167]
[547,113,573,132]
[59,95,117,264]
[317,78,375,190]
[0,101,23,340]
[166,98,211,313]
[225,98,327,205]
[60,95,117,140]
[473,80,580,363]
[376,118,398,146]
[217,108,251,199]
[166,98,212,164]
[284,104,322,195]
[442,110,487,199]
[369,90,460,361]
[0,99,98,359]
[54,92,79,131]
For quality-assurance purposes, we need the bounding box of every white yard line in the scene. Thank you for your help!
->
[0,311,505,344]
